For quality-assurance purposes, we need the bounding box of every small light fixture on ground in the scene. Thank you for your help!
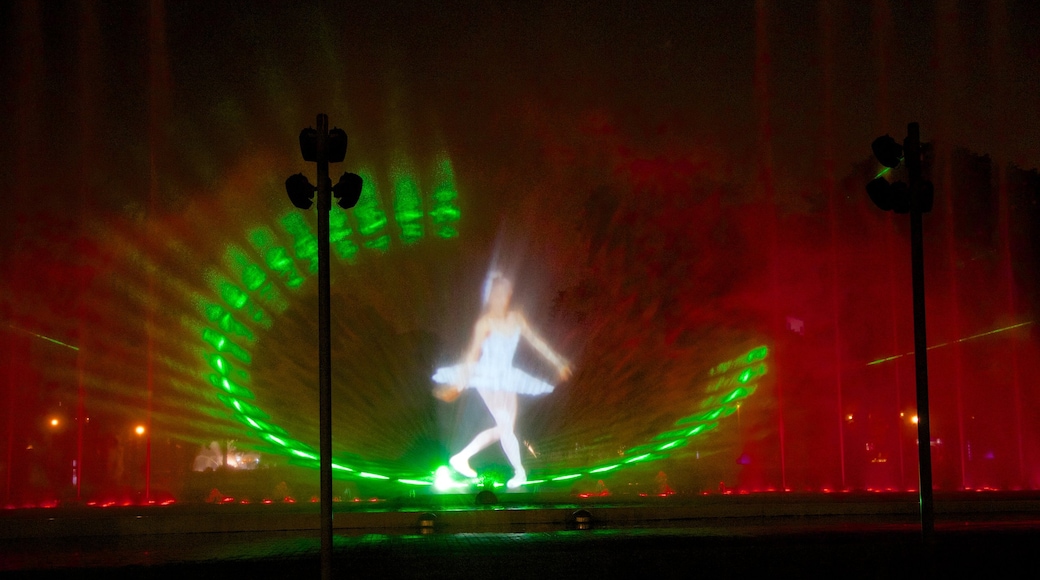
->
[570,509,593,530]
[418,512,437,534]
[475,489,497,505]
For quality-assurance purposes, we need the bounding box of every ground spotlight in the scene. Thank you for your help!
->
[333,173,363,209]
[569,509,593,530]
[285,173,316,209]
[418,512,437,534]
[871,134,903,168]
[475,489,498,505]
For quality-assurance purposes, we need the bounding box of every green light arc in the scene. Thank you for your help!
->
[195,157,766,489]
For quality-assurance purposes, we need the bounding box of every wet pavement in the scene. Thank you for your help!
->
[3,519,1039,579]
[3,496,1040,578]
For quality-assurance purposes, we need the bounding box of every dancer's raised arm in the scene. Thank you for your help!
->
[517,312,571,380]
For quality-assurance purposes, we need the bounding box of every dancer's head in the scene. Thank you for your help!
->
[483,272,513,315]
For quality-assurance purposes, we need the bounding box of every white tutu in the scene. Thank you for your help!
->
[432,327,555,396]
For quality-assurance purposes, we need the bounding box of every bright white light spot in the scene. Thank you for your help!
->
[434,466,455,492]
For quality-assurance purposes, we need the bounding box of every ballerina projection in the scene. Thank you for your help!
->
[433,271,571,488]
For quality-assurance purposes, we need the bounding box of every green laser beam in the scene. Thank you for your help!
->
[866,321,1034,366]
[5,324,80,351]
[873,158,903,180]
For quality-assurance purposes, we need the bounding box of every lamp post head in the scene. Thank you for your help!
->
[866,177,894,212]
[333,173,364,209]
[286,173,317,209]
[871,135,903,168]
[299,128,319,162]
[327,128,348,163]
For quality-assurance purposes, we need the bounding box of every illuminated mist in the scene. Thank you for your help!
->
[2,1,1039,505]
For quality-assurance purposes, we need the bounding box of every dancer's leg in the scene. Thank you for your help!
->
[450,426,498,477]
[480,390,526,487]
[450,388,507,477]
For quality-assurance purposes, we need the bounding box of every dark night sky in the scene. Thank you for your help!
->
[3,0,1039,221]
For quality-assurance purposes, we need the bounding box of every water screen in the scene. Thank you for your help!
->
[3,0,1040,506]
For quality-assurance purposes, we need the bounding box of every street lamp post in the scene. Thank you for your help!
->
[285,113,363,580]
[866,122,935,540]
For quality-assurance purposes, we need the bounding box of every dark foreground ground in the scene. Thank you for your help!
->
[3,492,1040,579]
